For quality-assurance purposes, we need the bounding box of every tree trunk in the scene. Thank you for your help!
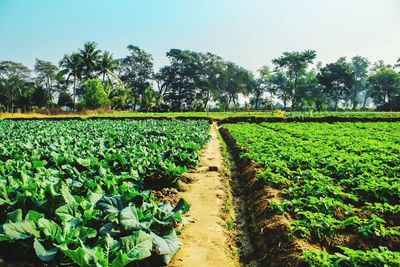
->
[132,97,137,111]
[362,92,369,109]
[232,96,237,111]
[227,95,232,109]
[292,73,298,111]
[352,91,357,110]
[203,91,210,110]
[73,77,77,111]
[255,95,259,110]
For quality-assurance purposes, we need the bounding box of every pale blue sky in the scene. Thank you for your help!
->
[0,0,399,72]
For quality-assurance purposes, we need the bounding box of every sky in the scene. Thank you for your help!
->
[0,0,399,72]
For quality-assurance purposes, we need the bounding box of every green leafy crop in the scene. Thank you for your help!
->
[0,119,210,266]
[224,122,400,265]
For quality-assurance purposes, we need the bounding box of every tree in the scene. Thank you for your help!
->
[215,62,254,109]
[157,50,237,111]
[251,65,271,109]
[15,81,35,112]
[79,41,101,80]
[349,56,370,110]
[120,45,154,110]
[368,65,400,111]
[59,52,82,110]
[58,90,74,109]
[30,86,50,108]
[317,58,354,110]
[140,87,158,111]
[82,79,110,109]
[157,49,201,111]
[0,61,32,112]
[395,58,400,71]
[272,50,316,109]
[34,59,59,107]
[269,71,291,109]
[297,70,328,111]
[103,82,128,110]
[98,51,120,83]
[194,52,224,110]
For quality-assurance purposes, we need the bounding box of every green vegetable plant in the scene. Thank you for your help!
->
[0,119,210,265]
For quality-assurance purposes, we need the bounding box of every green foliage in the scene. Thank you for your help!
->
[1,44,400,113]
[0,119,210,265]
[271,50,317,110]
[368,65,400,111]
[317,58,354,110]
[34,58,59,104]
[225,122,400,264]
[83,79,110,109]
[304,247,400,266]
[191,99,206,112]
[120,45,154,110]
[0,60,33,112]
[350,56,370,110]
[79,41,102,80]
[30,86,50,108]
[58,90,74,108]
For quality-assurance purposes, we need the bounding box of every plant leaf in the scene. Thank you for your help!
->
[3,220,40,239]
[55,203,81,221]
[97,195,126,215]
[151,229,180,264]
[6,209,23,223]
[33,238,58,262]
[37,218,60,237]
[119,206,140,230]
[119,230,153,261]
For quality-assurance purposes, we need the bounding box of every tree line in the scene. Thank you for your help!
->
[0,42,399,112]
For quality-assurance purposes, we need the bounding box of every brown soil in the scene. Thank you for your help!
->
[153,188,180,206]
[170,124,236,267]
[219,126,317,267]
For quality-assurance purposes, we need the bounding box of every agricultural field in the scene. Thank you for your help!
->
[1,111,400,121]
[0,119,210,266]
[223,122,400,266]
[285,111,400,118]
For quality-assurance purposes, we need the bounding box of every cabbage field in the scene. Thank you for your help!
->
[2,117,399,267]
[223,122,400,266]
[0,119,210,266]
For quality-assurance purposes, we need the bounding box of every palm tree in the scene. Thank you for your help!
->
[79,41,101,79]
[59,52,82,111]
[396,58,400,72]
[98,51,119,83]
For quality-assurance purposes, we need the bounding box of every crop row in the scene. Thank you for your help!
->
[223,122,400,266]
[0,119,210,266]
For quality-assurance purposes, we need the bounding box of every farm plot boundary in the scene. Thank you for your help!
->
[3,114,400,124]
[219,122,400,267]
[219,126,310,266]
[1,116,213,123]
[218,116,400,124]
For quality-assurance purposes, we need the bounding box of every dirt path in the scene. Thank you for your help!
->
[170,124,236,267]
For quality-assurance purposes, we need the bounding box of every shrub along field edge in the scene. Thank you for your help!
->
[2,113,400,124]
[218,116,400,124]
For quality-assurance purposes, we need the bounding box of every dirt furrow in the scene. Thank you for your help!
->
[170,124,236,267]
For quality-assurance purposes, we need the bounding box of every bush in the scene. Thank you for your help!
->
[30,86,50,108]
[58,91,74,109]
[82,79,110,109]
